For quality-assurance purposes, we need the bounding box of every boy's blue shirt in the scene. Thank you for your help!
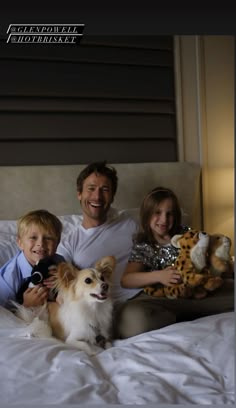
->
[0,251,64,308]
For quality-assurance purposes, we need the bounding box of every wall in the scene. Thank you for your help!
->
[175,35,234,253]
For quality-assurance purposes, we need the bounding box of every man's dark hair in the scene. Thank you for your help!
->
[76,161,118,197]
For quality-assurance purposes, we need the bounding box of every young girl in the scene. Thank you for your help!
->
[116,187,189,339]
[121,186,189,289]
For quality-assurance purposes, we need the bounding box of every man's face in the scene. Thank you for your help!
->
[78,172,114,228]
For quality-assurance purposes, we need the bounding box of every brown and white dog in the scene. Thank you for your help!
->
[13,256,116,356]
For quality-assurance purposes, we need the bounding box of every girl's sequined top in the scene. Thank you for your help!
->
[128,225,190,271]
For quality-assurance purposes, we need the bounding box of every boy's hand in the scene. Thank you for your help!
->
[43,265,57,289]
[23,285,49,307]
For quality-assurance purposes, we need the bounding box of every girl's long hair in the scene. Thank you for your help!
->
[135,187,182,245]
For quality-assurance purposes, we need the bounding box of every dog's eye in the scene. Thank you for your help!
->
[100,276,105,282]
[85,278,92,284]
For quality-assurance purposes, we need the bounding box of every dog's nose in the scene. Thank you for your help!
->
[101,282,108,291]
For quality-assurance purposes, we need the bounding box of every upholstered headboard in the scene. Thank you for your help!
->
[0,162,202,229]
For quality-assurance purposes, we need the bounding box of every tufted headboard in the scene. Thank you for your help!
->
[0,162,202,229]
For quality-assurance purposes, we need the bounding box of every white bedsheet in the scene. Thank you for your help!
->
[0,307,234,405]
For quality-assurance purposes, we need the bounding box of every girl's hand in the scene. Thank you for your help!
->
[157,266,182,286]
[43,266,57,288]
[23,285,48,307]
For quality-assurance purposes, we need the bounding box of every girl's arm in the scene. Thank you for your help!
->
[121,262,181,288]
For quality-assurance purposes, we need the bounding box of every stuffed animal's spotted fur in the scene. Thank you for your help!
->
[144,230,226,299]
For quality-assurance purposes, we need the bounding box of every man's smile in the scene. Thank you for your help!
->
[89,202,103,208]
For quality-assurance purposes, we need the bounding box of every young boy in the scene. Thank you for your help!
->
[0,209,64,309]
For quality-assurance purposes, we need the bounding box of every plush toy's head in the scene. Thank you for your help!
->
[171,229,209,272]
[31,256,57,285]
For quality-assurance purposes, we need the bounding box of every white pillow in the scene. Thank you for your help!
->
[0,220,17,235]
[58,214,83,236]
[0,220,18,265]
[0,233,19,267]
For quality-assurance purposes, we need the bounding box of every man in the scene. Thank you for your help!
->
[57,161,140,304]
[57,161,234,339]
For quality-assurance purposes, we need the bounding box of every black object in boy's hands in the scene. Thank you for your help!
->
[15,256,58,304]
[31,256,57,285]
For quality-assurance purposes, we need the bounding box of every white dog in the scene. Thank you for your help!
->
[13,256,116,356]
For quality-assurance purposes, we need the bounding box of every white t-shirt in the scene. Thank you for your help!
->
[57,209,141,304]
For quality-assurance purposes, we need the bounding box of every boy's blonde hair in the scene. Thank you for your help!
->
[17,209,63,245]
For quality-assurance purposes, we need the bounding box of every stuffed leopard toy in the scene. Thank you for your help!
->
[144,229,228,299]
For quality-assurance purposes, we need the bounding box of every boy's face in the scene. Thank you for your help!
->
[17,224,58,266]
[77,172,114,228]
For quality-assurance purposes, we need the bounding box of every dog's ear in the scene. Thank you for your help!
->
[95,256,116,277]
[55,262,79,289]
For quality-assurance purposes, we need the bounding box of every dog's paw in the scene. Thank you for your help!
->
[87,346,101,356]
[66,339,100,355]
[104,341,112,350]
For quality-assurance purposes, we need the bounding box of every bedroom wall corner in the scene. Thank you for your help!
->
[174,35,234,254]
[200,35,234,254]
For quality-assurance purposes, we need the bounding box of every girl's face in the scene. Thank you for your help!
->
[149,198,175,241]
[17,224,58,266]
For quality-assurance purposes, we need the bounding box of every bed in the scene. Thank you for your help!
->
[0,162,234,405]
